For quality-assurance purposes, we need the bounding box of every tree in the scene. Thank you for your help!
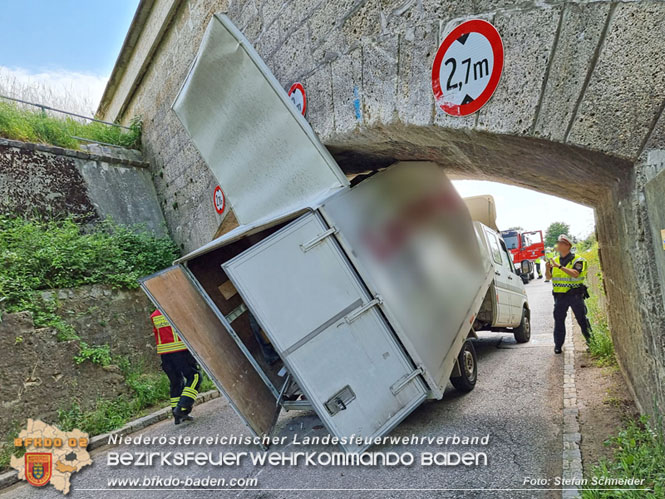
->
[545,222,571,247]
[576,232,597,252]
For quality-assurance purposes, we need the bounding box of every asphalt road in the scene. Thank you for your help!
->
[4,278,564,499]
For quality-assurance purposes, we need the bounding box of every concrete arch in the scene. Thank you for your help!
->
[98,0,665,416]
[242,1,662,195]
[237,0,665,416]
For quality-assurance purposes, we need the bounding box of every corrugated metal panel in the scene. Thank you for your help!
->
[172,14,348,226]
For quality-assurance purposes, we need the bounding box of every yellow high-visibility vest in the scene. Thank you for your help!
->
[551,255,587,294]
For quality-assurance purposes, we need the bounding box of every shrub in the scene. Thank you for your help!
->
[74,343,112,366]
[0,215,178,337]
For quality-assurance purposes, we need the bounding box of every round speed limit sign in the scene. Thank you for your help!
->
[213,185,225,214]
[288,82,307,116]
[432,20,503,116]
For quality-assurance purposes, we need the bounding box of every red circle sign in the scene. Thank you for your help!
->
[288,82,307,116]
[213,185,225,214]
[432,20,503,116]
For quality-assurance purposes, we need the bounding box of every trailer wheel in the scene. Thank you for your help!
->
[450,340,477,393]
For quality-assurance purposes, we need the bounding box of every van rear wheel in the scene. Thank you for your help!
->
[450,340,477,393]
[513,308,531,343]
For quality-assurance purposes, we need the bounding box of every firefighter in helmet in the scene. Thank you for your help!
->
[545,235,592,354]
[150,310,202,424]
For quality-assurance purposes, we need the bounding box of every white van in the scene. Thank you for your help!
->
[464,196,531,344]
[472,221,531,344]
[140,14,530,454]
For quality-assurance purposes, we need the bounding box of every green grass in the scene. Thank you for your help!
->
[0,215,178,338]
[588,321,615,366]
[0,426,22,471]
[0,215,211,472]
[1,354,216,470]
[580,243,616,367]
[57,356,216,436]
[0,100,141,149]
[582,414,665,498]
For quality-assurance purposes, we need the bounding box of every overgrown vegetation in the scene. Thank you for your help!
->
[582,414,665,498]
[0,426,22,471]
[0,215,213,472]
[576,232,597,253]
[1,352,215,469]
[74,343,112,366]
[57,356,215,436]
[580,242,616,367]
[0,215,178,339]
[0,100,141,149]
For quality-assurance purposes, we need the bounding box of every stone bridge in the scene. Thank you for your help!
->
[98,0,665,417]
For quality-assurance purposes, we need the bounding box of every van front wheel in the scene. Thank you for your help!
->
[513,309,531,343]
[450,340,477,393]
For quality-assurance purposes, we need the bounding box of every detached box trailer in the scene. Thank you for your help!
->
[140,15,493,454]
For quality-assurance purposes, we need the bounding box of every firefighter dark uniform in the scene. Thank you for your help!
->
[551,255,592,350]
[151,310,202,424]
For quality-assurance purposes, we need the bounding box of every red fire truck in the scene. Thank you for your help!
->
[500,230,546,283]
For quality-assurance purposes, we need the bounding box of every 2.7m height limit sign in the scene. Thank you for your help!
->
[432,20,504,116]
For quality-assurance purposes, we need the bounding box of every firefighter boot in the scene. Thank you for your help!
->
[172,407,193,425]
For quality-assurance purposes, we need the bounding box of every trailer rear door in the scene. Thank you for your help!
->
[223,212,428,453]
[140,266,280,440]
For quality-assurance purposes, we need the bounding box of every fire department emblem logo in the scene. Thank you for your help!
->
[25,452,52,487]
[12,419,91,494]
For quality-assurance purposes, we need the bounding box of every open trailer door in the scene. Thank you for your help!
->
[172,14,348,226]
[140,266,279,441]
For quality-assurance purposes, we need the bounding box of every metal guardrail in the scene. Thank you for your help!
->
[0,94,131,129]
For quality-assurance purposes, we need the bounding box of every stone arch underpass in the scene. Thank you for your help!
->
[98,0,665,417]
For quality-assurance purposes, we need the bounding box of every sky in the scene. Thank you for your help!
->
[0,0,139,110]
[0,1,596,237]
[452,180,595,239]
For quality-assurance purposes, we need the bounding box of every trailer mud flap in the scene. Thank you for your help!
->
[140,265,280,440]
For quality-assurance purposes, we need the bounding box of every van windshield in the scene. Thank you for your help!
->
[503,235,519,250]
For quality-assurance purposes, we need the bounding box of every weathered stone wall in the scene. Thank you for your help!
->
[0,285,159,443]
[42,284,160,369]
[100,0,665,416]
[0,138,167,235]
[115,0,232,251]
[595,170,665,415]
